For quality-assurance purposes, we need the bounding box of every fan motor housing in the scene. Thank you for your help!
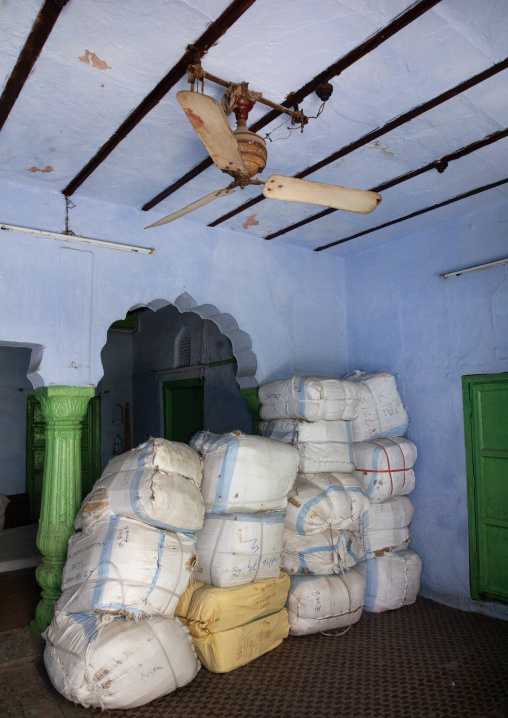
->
[232,127,267,177]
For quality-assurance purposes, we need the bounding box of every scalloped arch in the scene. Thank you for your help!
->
[126,292,258,389]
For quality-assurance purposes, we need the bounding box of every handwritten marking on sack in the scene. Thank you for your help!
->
[241,537,260,553]
[141,665,163,681]
[311,590,322,614]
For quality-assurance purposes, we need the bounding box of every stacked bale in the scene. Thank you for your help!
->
[344,371,422,613]
[259,376,368,636]
[44,438,204,710]
[186,430,299,671]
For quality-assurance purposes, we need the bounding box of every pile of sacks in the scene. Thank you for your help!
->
[43,439,205,710]
[259,371,422,635]
[176,431,299,671]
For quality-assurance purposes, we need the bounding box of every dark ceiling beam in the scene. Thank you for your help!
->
[63,0,257,197]
[264,127,508,240]
[209,56,508,227]
[314,177,508,252]
[0,0,70,132]
[142,0,442,212]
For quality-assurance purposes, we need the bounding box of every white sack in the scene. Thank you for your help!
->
[100,437,202,487]
[259,376,360,422]
[282,527,365,576]
[343,371,408,441]
[285,473,369,535]
[75,468,204,533]
[195,512,285,588]
[286,567,365,636]
[352,437,416,502]
[260,419,351,444]
[44,612,199,709]
[362,496,413,558]
[362,549,422,612]
[57,517,196,618]
[191,432,299,514]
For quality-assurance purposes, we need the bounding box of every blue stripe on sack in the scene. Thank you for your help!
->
[379,422,408,438]
[211,435,240,513]
[70,612,102,641]
[298,377,308,420]
[91,515,120,610]
[365,443,382,497]
[145,529,165,604]
[204,511,286,523]
[295,486,345,535]
[129,442,152,523]
[364,557,379,611]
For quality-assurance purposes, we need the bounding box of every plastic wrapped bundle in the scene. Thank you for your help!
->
[75,467,204,533]
[362,549,422,612]
[57,517,196,618]
[260,418,351,444]
[195,512,285,588]
[285,473,369,535]
[176,573,290,636]
[352,437,416,502]
[101,438,201,486]
[44,613,199,709]
[259,376,360,422]
[286,567,365,635]
[282,527,365,576]
[191,432,299,514]
[191,608,289,673]
[344,371,409,441]
[362,496,414,558]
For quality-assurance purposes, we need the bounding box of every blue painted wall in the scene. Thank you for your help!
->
[344,200,508,619]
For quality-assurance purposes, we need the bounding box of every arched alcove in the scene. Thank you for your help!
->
[98,293,258,470]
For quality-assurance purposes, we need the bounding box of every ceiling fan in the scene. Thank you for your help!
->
[145,87,382,229]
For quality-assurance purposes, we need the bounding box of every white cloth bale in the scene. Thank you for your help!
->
[57,517,196,618]
[362,549,422,612]
[101,437,202,486]
[362,496,414,558]
[260,418,351,444]
[259,376,360,422]
[44,612,199,709]
[191,432,299,514]
[282,527,365,576]
[286,567,365,635]
[285,473,369,535]
[195,512,285,588]
[74,468,204,533]
[343,371,408,441]
[352,437,416,502]
[260,419,354,473]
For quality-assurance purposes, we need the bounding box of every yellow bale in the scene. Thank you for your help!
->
[176,573,290,636]
[193,609,289,673]
[175,580,205,624]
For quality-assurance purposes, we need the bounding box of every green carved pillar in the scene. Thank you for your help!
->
[31,385,94,639]
[241,387,261,435]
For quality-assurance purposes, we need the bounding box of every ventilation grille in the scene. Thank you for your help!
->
[178,335,191,367]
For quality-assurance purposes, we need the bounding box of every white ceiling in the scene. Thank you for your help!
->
[1,0,507,254]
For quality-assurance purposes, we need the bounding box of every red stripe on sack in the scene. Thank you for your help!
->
[384,437,407,488]
[364,441,393,496]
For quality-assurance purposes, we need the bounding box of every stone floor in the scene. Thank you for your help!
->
[1,568,507,718]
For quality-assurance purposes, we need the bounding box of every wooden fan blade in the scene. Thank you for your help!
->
[177,91,248,175]
[262,175,382,214]
[145,187,235,228]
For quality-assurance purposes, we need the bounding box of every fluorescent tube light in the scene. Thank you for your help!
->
[440,257,508,279]
[0,223,154,254]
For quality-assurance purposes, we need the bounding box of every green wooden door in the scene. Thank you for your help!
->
[163,379,204,444]
[463,373,508,603]
[26,395,101,523]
